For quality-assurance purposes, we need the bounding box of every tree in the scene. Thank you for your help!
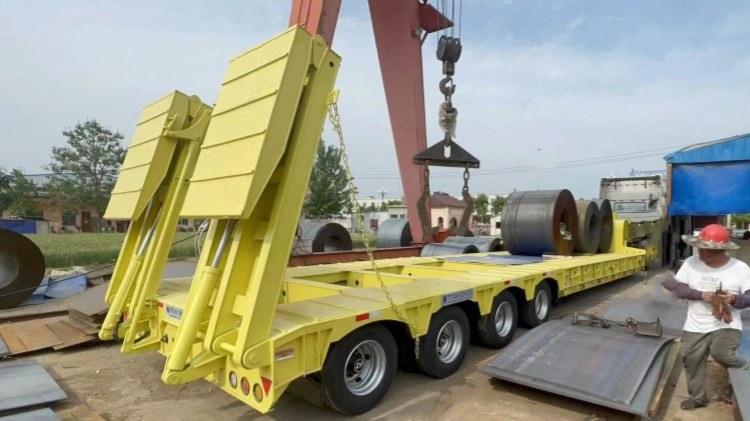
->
[491,195,506,215]
[0,168,12,213]
[475,193,489,223]
[386,199,403,206]
[379,202,388,211]
[304,141,350,218]
[0,169,42,217]
[47,120,126,231]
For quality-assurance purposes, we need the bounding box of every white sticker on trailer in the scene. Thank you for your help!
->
[165,305,183,321]
[441,289,473,306]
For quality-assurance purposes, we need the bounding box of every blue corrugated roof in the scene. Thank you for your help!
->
[664,133,750,164]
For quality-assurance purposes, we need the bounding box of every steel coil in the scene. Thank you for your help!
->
[502,189,578,256]
[594,199,614,253]
[444,235,502,252]
[0,228,46,309]
[376,218,412,248]
[574,200,602,254]
[420,243,479,257]
[299,221,353,253]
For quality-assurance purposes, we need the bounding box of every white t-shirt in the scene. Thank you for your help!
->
[676,256,750,333]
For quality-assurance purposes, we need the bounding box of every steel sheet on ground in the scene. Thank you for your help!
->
[0,361,66,412]
[0,408,58,420]
[481,319,676,416]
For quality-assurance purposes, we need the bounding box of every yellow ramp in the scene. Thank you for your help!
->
[181,28,314,219]
[105,91,198,220]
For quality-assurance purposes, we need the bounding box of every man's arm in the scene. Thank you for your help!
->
[661,276,704,300]
[727,289,750,309]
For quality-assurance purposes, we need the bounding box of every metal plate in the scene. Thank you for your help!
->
[0,408,58,420]
[601,282,688,336]
[442,254,544,265]
[481,319,675,416]
[0,361,66,412]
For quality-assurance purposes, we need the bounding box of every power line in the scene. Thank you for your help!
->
[352,143,687,180]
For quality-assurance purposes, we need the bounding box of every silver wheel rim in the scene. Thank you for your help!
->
[436,320,463,363]
[535,288,550,320]
[494,301,514,337]
[344,340,387,396]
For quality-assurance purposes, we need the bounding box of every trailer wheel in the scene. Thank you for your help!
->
[520,281,552,328]
[416,306,470,378]
[321,324,397,415]
[476,291,518,348]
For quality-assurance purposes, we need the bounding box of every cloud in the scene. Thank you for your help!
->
[0,1,749,201]
[566,16,586,30]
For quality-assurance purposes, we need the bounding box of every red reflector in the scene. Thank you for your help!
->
[355,313,369,322]
[157,302,164,308]
[261,376,272,395]
[241,377,250,396]
[504,280,511,285]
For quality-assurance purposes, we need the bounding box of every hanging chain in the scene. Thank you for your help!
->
[423,164,431,194]
[462,165,470,194]
[326,90,421,358]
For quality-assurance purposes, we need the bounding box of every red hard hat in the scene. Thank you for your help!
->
[699,224,730,243]
[681,223,740,249]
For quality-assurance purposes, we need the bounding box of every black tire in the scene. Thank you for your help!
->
[520,281,552,328]
[476,291,518,348]
[416,306,470,378]
[321,324,397,415]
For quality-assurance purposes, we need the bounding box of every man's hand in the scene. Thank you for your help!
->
[719,291,736,305]
[702,291,715,302]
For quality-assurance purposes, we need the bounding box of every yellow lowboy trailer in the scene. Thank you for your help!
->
[101,26,648,415]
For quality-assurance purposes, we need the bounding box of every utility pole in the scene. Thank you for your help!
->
[377,186,388,207]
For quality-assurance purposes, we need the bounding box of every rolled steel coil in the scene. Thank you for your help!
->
[502,189,578,256]
[420,243,480,257]
[376,218,412,248]
[594,199,614,253]
[0,228,46,309]
[299,221,353,253]
[443,235,502,252]
[574,200,602,254]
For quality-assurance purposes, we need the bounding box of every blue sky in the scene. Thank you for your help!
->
[1,1,748,199]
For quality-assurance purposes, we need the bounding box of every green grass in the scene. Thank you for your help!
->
[25,232,199,269]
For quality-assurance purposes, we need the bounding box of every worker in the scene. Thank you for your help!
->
[661,224,750,410]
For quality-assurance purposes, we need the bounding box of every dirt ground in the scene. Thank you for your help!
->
[9,268,742,420]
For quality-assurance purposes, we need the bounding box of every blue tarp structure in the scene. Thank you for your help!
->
[665,133,750,216]
[0,219,37,234]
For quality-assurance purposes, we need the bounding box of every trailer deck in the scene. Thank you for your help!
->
[153,248,646,412]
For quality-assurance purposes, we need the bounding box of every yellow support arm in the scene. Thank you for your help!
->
[161,26,340,384]
[99,92,212,350]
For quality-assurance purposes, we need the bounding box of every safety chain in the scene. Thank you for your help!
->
[326,90,421,359]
